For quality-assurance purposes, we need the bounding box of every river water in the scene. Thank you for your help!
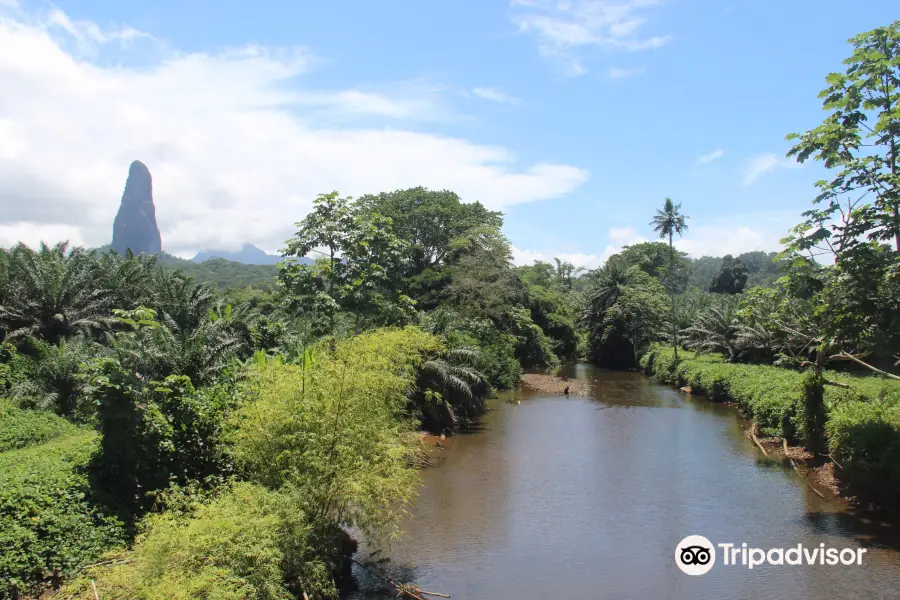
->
[352,364,900,599]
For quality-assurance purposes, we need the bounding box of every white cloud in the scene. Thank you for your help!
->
[511,246,603,269]
[511,0,671,75]
[696,148,724,165]
[608,66,644,78]
[672,211,798,257]
[513,226,647,270]
[608,225,642,245]
[741,153,800,185]
[472,87,522,105]
[0,8,589,257]
[0,0,19,9]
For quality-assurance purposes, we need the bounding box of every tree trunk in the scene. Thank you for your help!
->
[669,231,678,360]
[329,247,335,336]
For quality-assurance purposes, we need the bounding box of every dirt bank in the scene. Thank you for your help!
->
[519,374,587,396]
[742,427,842,498]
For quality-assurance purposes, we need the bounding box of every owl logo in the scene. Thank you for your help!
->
[675,535,716,575]
[680,545,712,566]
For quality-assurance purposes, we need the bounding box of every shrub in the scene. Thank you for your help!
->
[827,399,900,513]
[228,327,438,542]
[0,433,125,598]
[88,363,238,515]
[57,482,332,600]
[0,398,81,452]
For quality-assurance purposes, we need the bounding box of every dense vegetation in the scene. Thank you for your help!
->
[1,18,899,599]
[0,188,582,598]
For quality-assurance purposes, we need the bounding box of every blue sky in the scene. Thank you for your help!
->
[0,0,897,265]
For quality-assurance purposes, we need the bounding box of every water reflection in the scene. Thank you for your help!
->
[352,366,900,600]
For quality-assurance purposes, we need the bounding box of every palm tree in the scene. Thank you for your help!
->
[0,242,114,344]
[416,347,487,432]
[650,198,689,358]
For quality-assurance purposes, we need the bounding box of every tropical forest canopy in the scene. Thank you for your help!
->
[0,19,899,600]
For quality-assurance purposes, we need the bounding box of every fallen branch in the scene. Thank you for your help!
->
[90,580,100,600]
[347,555,449,600]
[829,352,900,381]
[750,423,769,457]
[784,439,826,499]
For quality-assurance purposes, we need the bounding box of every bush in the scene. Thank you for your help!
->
[0,398,81,452]
[827,399,900,513]
[58,482,333,600]
[228,327,438,542]
[0,433,125,598]
[88,364,238,515]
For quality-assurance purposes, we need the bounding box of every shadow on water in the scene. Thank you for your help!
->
[350,364,900,600]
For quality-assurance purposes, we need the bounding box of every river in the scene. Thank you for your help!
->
[351,364,900,599]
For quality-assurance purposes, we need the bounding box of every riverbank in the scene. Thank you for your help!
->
[520,373,587,395]
[642,346,900,516]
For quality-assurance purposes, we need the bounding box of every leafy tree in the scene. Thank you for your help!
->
[357,187,503,301]
[785,20,900,257]
[280,192,410,335]
[650,198,690,358]
[614,241,691,291]
[709,254,749,294]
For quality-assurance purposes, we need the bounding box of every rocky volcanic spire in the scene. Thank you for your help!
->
[111,160,162,255]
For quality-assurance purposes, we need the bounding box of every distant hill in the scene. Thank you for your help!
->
[192,243,286,265]
[156,253,280,290]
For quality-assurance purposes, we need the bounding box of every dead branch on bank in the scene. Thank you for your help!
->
[784,438,826,499]
[347,555,450,599]
[750,423,769,457]
[829,351,900,381]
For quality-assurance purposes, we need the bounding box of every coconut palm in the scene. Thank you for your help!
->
[650,198,689,358]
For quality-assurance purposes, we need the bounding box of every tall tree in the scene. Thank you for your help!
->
[709,254,749,294]
[280,192,409,335]
[785,20,900,257]
[650,198,689,358]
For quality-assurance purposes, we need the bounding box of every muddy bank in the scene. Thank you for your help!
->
[742,427,841,497]
[519,373,587,396]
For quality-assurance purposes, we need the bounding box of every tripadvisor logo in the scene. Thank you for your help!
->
[675,536,867,575]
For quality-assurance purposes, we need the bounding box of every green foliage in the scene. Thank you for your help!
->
[0,433,125,598]
[357,187,503,301]
[827,396,900,513]
[280,191,412,335]
[797,372,827,453]
[0,242,115,344]
[88,359,238,514]
[584,265,668,368]
[709,254,749,294]
[157,254,280,290]
[0,398,81,452]
[59,482,333,600]
[785,20,900,256]
[644,345,900,503]
[228,327,440,541]
[415,347,489,432]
